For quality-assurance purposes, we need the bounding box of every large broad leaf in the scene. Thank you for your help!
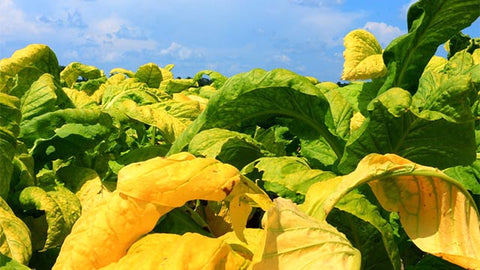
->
[326,202,400,270]
[0,93,21,198]
[380,0,480,94]
[135,63,163,88]
[0,44,60,97]
[56,166,114,213]
[101,80,159,109]
[53,153,270,269]
[120,100,193,144]
[19,185,81,251]
[19,108,113,148]
[169,68,343,158]
[188,128,265,169]
[99,233,248,270]
[60,62,102,88]
[20,73,69,121]
[0,196,32,265]
[242,156,336,196]
[161,78,196,94]
[342,29,387,81]
[251,198,361,270]
[338,87,475,173]
[303,153,480,269]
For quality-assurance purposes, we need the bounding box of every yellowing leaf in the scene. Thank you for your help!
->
[342,29,387,81]
[57,166,114,213]
[54,153,269,269]
[229,195,252,242]
[52,192,169,269]
[303,153,480,269]
[423,56,448,74]
[220,228,265,261]
[252,198,361,270]
[0,197,31,265]
[19,186,81,251]
[100,233,249,270]
[117,153,241,205]
[60,62,102,88]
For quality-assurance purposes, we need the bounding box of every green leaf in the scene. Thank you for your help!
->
[162,79,197,94]
[20,74,67,121]
[380,0,480,94]
[120,100,191,144]
[60,62,102,88]
[169,69,343,159]
[0,94,21,198]
[107,145,170,174]
[243,156,336,195]
[0,44,60,97]
[327,208,398,270]
[101,80,158,109]
[338,87,475,173]
[323,87,354,140]
[19,185,81,251]
[412,72,474,122]
[154,207,212,237]
[188,128,264,169]
[11,142,35,193]
[19,108,113,147]
[251,198,361,269]
[253,125,290,157]
[443,160,480,195]
[0,196,32,265]
[326,192,401,270]
[135,63,163,88]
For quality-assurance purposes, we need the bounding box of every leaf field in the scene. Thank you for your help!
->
[0,0,480,269]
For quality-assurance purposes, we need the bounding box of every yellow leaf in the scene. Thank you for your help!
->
[100,233,249,270]
[229,195,252,242]
[116,153,241,205]
[220,228,265,262]
[302,153,480,269]
[53,192,169,269]
[342,29,387,81]
[53,153,269,269]
[423,55,448,74]
[252,198,361,270]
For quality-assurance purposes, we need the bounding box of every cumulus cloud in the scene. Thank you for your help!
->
[0,0,48,36]
[363,22,405,46]
[160,42,202,60]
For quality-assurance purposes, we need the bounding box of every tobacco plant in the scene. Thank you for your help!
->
[0,0,479,269]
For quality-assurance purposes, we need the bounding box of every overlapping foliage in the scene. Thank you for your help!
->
[0,0,479,269]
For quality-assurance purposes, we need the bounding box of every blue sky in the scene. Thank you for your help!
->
[1,0,479,82]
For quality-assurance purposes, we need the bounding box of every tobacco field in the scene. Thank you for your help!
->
[0,0,480,269]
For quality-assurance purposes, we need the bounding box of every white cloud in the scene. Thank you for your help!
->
[363,22,405,46]
[160,42,202,60]
[273,54,291,63]
[301,11,363,46]
[0,0,49,36]
[75,16,158,62]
